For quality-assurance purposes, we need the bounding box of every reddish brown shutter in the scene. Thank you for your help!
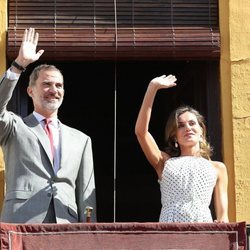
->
[7,0,220,61]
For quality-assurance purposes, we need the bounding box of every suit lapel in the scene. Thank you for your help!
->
[23,114,54,165]
[59,124,70,170]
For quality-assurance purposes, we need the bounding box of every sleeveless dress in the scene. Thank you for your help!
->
[158,156,217,222]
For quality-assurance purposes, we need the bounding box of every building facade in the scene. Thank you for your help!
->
[0,0,249,223]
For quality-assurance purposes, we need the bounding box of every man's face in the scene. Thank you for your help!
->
[27,69,64,115]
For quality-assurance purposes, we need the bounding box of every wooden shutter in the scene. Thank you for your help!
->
[7,0,220,61]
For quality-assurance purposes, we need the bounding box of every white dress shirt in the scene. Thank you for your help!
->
[5,68,21,80]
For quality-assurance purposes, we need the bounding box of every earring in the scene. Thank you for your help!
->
[175,139,178,148]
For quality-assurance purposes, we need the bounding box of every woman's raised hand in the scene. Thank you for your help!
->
[150,74,177,89]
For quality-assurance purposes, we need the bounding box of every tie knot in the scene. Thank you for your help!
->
[44,118,53,125]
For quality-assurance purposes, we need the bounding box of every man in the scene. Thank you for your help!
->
[0,28,96,223]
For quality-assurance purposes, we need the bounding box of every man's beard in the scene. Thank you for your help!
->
[43,99,63,111]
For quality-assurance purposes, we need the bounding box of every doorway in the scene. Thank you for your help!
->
[20,60,221,222]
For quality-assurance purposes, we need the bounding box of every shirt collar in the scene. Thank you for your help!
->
[33,111,59,128]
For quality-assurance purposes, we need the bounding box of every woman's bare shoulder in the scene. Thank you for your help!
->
[211,160,226,169]
[210,160,227,176]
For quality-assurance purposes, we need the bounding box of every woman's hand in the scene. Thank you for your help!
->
[214,218,229,223]
[150,74,177,89]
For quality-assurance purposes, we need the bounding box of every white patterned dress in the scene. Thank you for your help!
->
[158,156,217,222]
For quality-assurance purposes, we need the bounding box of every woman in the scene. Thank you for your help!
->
[135,74,228,223]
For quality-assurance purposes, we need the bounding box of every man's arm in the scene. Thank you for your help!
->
[76,137,97,222]
[0,28,44,143]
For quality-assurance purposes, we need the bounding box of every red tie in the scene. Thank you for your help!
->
[44,118,54,159]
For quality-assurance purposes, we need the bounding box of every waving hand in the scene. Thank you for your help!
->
[150,74,177,89]
[14,28,44,71]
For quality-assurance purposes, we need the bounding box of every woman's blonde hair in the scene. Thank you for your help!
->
[164,106,213,159]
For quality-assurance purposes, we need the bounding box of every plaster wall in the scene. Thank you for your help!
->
[220,0,250,222]
[0,0,7,210]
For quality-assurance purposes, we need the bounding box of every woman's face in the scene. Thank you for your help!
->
[175,111,203,147]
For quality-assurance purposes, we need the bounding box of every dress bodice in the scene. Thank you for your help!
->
[158,156,217,222]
